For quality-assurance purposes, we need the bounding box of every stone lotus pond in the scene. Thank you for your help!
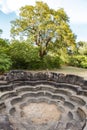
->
[0,70,87,130]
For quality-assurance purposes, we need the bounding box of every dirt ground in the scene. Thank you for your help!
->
[22,103,61,124]
[56,66,87,80]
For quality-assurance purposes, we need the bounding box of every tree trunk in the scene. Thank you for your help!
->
[39,47,46,59]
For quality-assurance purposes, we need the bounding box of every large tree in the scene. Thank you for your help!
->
[11,1,76,58]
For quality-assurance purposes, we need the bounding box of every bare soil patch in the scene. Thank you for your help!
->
[22,102,61,124]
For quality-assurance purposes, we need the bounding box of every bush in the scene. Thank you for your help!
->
[0,54,12,74]
[8,41,62,70]
[8,41,39,69]
[43,55,61,69]
[27,55,62,70]
[69,55,87,68]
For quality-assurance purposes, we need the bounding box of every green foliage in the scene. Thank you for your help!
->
[0,2,78,71]
[69,55,87,68]
[78,42,87,55]
[0,37,12,73]
[75,41,87,55]
[27,55,62,70]
[0,38,10,54]
[0,54,12,73]
[10,1,76,59]
[7,40,61,70]
[0,38,9,47]
[44,55,62,69]
[8,40,39,69]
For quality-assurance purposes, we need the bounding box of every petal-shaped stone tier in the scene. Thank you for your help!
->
[0,70,87,130]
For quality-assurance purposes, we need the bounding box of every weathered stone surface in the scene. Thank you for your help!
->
[0,115,13,130]
[0,70,87,130]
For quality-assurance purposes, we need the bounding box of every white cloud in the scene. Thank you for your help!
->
[0,0,36,13]
[0,0,87,24]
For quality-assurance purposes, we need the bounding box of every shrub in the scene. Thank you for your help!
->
[43,55,61,69]
[8,41,62,70]
[0,54,12,74]
[8,41,39,69]
[27,55,62,70]
[69,55,87,68]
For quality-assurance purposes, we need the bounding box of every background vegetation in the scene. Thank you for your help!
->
[0,1,87,73]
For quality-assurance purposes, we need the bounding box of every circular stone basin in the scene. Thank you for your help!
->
[21,102,61,124]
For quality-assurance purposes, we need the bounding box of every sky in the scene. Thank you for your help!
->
[0,0,87,42]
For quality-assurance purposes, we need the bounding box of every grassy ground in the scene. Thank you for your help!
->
[53,66,87,80]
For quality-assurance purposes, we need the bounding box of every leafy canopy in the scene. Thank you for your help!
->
[11,1,76,58]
